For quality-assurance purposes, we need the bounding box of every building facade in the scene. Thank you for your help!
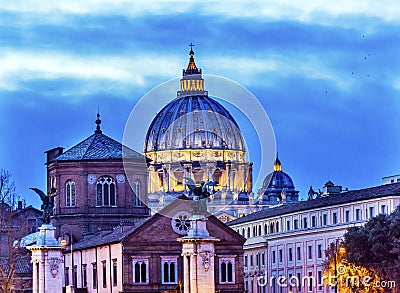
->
[62,198,246,293]
[46,115,150,242]
[228,182,400,293]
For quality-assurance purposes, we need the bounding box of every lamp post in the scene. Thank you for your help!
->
[61,232,74,289]
[333,239,346,293]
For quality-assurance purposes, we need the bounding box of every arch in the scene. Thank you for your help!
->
[65,180,76,207]
[134,180,142,206]
[96,176,116,206]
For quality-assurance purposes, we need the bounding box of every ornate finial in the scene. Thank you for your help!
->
[189,43,195,55]
[273,154,282,172]
[95,112,102,134]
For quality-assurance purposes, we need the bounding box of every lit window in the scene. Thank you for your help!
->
[219,257,235,284]
[132,258,149,284]
[96,176,116,206]
[161,257,178,284]
[65,180,76,207]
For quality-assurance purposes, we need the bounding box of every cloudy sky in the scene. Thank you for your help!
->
[1,1,399,208]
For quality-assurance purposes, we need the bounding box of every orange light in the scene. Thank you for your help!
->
[339,247,346,254]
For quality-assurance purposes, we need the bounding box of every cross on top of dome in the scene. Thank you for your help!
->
[184,43,201,75]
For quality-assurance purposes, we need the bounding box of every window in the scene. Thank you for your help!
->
[294,219,298,230]
[332,212,337,224]
[134,180,142,206]
[323,214,327,225]
[303,217,308,229]
[247,227,251,238]
[253,226,256,237]
[96,176,116,206]
[161,257,178,284]
[272,251,276,264]
[286,220,291,231]
[297,247,301,261]
[311,216,316,227]
[264,223,268,234]
[288,248,293,262]
[113,259,118,287]
[92,263,97,289]
[356,209,361,220]
[256,253,260,267]
[308,245,312,260]
[132,259,149,284]
[317,244,322,259]
[250,254,254,267]
[102,261,107,288]
[345,210,350,222]
[65,267,69,286]
[318,271,323,290]
[244,255,248,269]
[258,225,262,236]
[73,265,78,288]
[270,223,275,233]
[242,228,245,236]
[308,272,313,291]
[369,207,374,219]
[82,264,87,288]
[219,258,235,284]
[65,180,76,207]
[297,272,302,291]
[275,221,280,232]
[279,249,283,263]
[381,205,386,215]
[261,252,265,266]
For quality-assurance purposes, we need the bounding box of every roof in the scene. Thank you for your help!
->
[71,218,149,251]
[228,182,400,226]
[51,132,146,162]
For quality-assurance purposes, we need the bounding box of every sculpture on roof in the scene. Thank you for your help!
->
[307,186,322,200]
[30,187,62,224]
[185,177,217,215]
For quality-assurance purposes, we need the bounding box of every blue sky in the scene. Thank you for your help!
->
[1,1,400,208]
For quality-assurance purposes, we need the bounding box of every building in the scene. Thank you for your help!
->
[382,174,400,185]
[62,197,246,292]
[227,181,400,293]
[46,115,150,242]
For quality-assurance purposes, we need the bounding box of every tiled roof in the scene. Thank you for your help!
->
[52,133,146,162]
[228,183,400,226]
[71,218,150,251]
[0,255,32,275]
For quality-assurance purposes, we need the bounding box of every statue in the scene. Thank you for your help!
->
[185,177,217,215]
[307,186,322,200]
[30,187,62,224]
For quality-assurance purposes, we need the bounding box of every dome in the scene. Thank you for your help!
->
[143,96,245,153]
[257,155,299,203]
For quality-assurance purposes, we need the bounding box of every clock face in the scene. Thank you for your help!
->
[171,211,192,235]
[116,174,125,183]
[87,174,96,184]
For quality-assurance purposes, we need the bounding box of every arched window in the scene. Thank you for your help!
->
[258,225,262,236]
[96,176,116,206]
[242,228,245,236]
[65,180,76,207]
[253,226,256,237]
[270,223,274,234]
[247,227,251,238]
[264,223,268,235]
[219,258,235,284]
[134,180,142,207]
[276,221,280,233]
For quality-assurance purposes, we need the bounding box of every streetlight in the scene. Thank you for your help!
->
[334,239,346,293]
[61,232,74,290]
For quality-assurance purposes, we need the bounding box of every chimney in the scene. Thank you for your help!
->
[45,147,64,163]
[17,200,23,210]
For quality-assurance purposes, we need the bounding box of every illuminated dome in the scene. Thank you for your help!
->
[144,47,252,195]
[143,96,245,153]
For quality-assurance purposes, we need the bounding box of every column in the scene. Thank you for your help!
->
[32,261,38,293]
[39,260,45,293]
[190,252,198,293]
[184,255,190,293]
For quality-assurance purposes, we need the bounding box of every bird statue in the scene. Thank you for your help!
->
[30,187,62,224]
[184,177,217,215]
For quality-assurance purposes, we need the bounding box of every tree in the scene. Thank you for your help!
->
[343,206,400,287]
[323,242,382,293]
[0,169,31,293]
